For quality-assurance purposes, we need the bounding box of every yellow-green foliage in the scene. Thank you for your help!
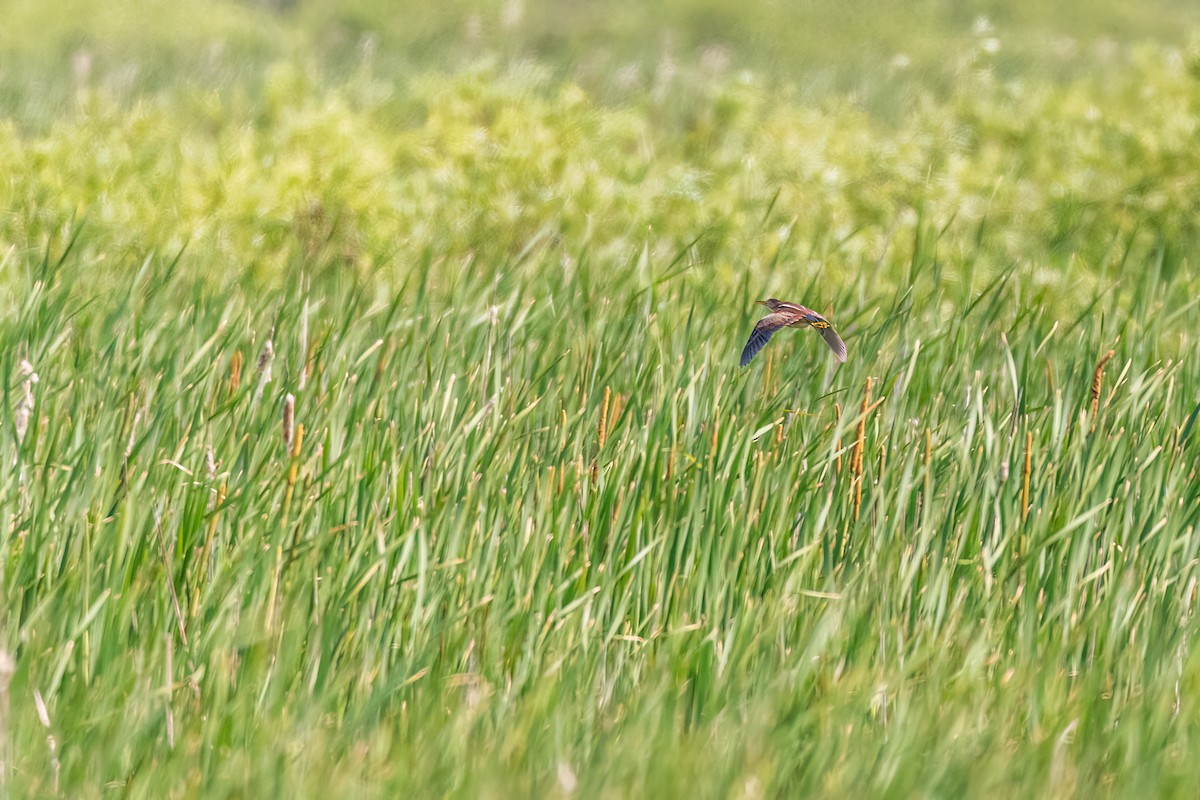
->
[4,41,1200,301]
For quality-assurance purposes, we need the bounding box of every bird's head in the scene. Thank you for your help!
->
[756,298,782,310]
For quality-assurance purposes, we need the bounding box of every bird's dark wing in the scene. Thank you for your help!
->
[740,312,790,367]
[816,324,847,362]
[795,309,848,363]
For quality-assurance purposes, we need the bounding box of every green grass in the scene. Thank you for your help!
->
[3,2,1200,798]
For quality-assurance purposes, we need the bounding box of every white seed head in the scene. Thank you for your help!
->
[15,359,37,444]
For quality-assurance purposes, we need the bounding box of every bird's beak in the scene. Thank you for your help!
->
[755,300,768,307]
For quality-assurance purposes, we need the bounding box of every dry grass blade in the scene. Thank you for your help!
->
[0,650,12,790]
[852,377,872,521]
[194,481,228,618]
[1022,430,1032,523]
[835,402,843,476]
[33,690,59,794]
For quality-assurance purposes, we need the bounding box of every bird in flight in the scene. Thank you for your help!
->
[740,299,847,367]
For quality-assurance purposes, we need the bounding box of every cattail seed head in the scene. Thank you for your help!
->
[229,351,243,395]
[253,338,275,401]
[852,377,872,521]
[598,386,611,451]
[282,393,295,450]
[291,423,304,460]
[854,378,871,476]
[257,339,275,383]
[1090,349,1115,422]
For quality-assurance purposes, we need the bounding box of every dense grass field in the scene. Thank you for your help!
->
[3,1,1200,797]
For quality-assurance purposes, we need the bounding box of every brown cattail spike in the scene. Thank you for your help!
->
[282,424,306,533]
[1091,350,1115,422]
[257,339,275,379]
[852,377,872,521]
[229,351,243,396]
[289,424,305,474]
[598,386,611,450]
[282,393,295,451]
[592,387,612,486]
[254,339,275,402]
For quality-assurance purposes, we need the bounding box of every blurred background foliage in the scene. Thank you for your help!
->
[4,0,1200,101]
[2,0,1200,315]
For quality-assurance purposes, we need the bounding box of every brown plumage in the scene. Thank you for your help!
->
[740,299,847,367]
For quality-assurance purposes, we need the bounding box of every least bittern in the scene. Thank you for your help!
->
[740,299,847,367]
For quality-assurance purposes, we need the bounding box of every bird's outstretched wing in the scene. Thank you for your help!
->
[798,310,848,363]
[816,324,847,363]
[740,312,791,367]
